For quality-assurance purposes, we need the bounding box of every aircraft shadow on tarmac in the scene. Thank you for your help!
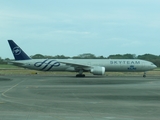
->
[0,77,12,81]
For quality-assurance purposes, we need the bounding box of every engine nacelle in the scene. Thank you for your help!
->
[90,66,105,75]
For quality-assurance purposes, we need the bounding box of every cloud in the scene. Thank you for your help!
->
[0,0,160,58]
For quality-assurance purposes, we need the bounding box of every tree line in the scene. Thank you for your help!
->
[1,53,160,67]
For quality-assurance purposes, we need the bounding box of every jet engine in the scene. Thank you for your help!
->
[90,66,105,75]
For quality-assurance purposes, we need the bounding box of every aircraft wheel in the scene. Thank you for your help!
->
[143,72,146,78]
[76,74,85,77]
[82,74,85,77]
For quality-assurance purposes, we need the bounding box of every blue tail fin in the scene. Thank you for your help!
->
[8,40,31,60]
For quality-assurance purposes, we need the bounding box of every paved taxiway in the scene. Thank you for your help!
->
[0,75,160,120]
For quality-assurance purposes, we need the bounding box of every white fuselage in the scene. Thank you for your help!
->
[11,59,157,72]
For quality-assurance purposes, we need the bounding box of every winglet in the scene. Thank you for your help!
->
[8,40,31,60]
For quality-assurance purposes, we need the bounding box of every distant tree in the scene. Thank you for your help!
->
[137,54,160,67]
[4,58,10,61]
[73,53,96,59]
[31,54,70,59]
[0,57,3,64]
[108,54,137,59]
[108,54,124,59]
[54,55,70,59]
[132,54,137,59]
[43,55,55,59]
[31,54,45,59]
[97,55,106,59]
[123,54,137,59]
[0,57,8,64]
[137,54,159,60]
[3,58,10,64]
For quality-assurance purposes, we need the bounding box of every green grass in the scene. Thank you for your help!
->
[0,64,20,69]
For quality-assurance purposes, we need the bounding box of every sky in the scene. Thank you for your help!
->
[0,0,160,59]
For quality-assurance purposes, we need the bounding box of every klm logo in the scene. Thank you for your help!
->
[128,65,136,70]
[12,47,21,55]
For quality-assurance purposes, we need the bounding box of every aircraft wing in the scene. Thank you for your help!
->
[58,60,92,69]
[9,61,24,66]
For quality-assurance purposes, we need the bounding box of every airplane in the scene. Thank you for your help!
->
[8,40,157,77]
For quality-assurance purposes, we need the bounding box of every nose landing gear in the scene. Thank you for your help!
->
[143,72,146,77]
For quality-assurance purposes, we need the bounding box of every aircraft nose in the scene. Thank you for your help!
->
[153,64,157,69]
[148,62,157,70]
[150,63,157,69]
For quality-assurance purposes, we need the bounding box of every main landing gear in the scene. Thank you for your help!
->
[143,72,146,77]
[76,69,85,77]
[76,74,85,77]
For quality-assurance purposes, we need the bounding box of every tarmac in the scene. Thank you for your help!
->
[0,75,160,120]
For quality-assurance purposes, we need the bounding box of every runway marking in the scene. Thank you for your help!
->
[1,80,24,98]
[1,80,65,120]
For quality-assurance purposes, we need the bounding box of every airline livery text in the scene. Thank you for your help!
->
[110,61,140,65]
